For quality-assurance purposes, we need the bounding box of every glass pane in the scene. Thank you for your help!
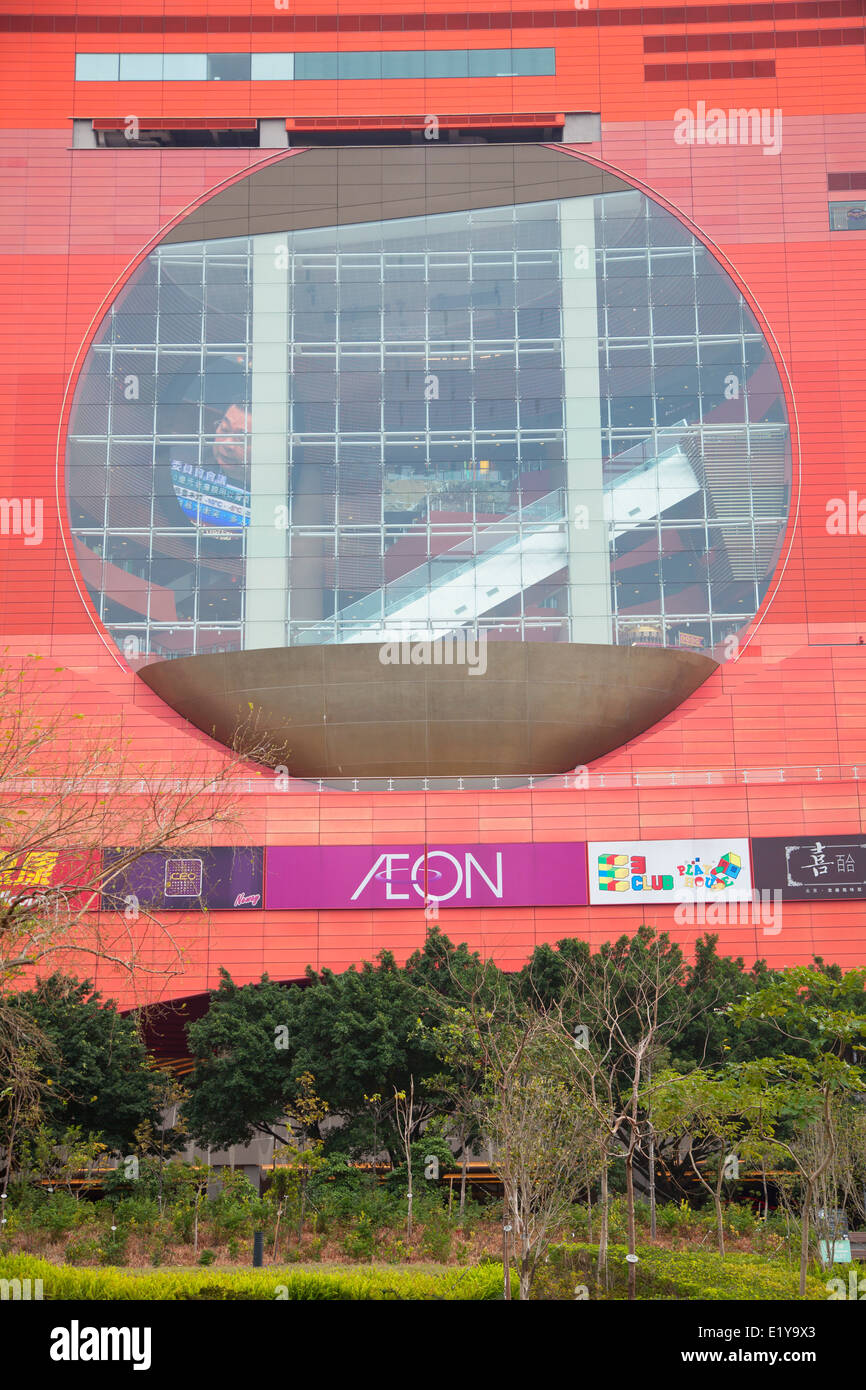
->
[339,52,381,80]
[829,200,866,230]
[118,53,163,81]
[251,52,294,81]
[382,51,425,79]
[514,48,556,76]
[468,50,515,77]
[294,53,339,80]
[424,51,469,78]
[163,53,208,81]
[75,53,119,81]
[207,54,252,82]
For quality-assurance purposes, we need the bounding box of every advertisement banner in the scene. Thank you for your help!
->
[588,839,753,904]
[265,842,588,910]
[0,849,101,908]
[751,836,866,899]
[101,847,263,911]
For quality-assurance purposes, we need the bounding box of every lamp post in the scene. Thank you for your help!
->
[502,1220,512,1300]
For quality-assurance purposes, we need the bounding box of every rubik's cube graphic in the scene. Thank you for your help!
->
[707,851,742,891]
[597,853,644,891]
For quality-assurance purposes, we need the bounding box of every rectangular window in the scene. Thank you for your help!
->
[207,54,252,82]
[469,49,515,77]
[75,53,120,81]
[118,53,163,81]
[164,54,208,81]
[829,200,866,230]
[78,47,556,84]
[294,53,339,80]
[382,50,425,79]
[250,52,294,81]
[339,52,382,79]
[513,48,556,75]
[425,50,469,78]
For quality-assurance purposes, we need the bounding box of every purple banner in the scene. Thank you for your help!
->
[265,842,587,910]
[101,847,263,911]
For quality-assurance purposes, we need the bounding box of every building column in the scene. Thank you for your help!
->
[560,195,612,645]
[245,233,290,650]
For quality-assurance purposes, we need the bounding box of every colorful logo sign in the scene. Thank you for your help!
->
[265,842,588,911]
[752,836,866,899]
[589,840,752,904]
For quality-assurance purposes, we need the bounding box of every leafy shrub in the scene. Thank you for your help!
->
[198,1249,216,1266]
[64,1237,100,1265]
[98,1228,128,1266]
[606,1197,628,1240]
[112,1195,159,1228]
[421,1210,452,1262]
[564,1204,591,1240]
[655,1200,695,1234]
[381,1237,409,1263]
[632,1198,652,1228]
[35,1191,84,1238]
[342,1212,375,1260]
[171,1206,195,1244]
[725,1204,758,1236]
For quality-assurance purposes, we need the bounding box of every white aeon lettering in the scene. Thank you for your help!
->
[351,850,504,902]
[412,851,463,901]
[350,852,410,900]
[465,851,503,899]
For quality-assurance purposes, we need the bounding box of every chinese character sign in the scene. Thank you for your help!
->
[0,849,100,909]
[751,837,866,899]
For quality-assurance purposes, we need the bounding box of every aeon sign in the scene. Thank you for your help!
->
[265,843,587,910]
[353,850,505,903]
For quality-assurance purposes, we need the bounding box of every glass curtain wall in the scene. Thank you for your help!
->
[67,187,790,662]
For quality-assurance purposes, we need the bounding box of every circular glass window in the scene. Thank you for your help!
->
[66,148,790,667]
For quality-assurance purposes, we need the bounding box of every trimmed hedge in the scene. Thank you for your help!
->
[0,1255,508,1301]
[536,1242,834,1301]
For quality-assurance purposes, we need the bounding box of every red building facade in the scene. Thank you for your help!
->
[2,0,866,1017]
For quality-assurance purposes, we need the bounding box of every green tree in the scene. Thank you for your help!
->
[647,1065,779,1255]
[8,973,161,1153]
[730,965,866,1295]
[185,969,303,1147]
[430,982,601,1302]
[291,951,443,1156]
[186,951,451,1158]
